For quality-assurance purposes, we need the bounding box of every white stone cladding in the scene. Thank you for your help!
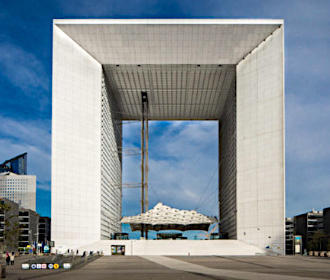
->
[219,83,237,239]
[52,26,122,249]
[100,74,122,239]
[0,172,36,211]
[236,26,285,254]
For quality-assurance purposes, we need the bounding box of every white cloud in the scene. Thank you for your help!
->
[0,42,50,110]
[0,116,51,191]
[0,43,48,91]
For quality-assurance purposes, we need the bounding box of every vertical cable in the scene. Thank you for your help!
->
[141,98,145,238]
[145,101,149,239]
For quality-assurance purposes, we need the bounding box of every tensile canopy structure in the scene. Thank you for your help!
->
[121,202,217,232]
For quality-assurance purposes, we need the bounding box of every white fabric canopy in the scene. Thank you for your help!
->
[121,202,217,231]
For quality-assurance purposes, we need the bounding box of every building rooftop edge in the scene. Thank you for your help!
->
[53,18,284,25]
[0,171,36,177]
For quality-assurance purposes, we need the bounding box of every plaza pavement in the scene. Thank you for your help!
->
[4,255,330,280]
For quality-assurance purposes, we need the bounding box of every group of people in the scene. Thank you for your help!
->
[5,252,15,265]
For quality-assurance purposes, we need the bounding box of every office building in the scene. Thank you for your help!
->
[18,208,39,249]
[0,198,40,251]
[0,153,27,175]
[323,207,330,235]
[294,209,323,251]
[285,217,294,255]
[0,172,36,211]
[52,19,285,254]
[38,216,51,244]
[0,153,36,211]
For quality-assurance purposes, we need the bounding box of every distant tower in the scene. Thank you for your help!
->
[0,153,27,175]
[0,153,36,211]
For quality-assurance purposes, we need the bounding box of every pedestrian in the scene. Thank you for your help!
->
[5,252,10,266]
[10,252,15,265]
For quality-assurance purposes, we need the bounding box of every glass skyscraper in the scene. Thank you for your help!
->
[0,153,27,175]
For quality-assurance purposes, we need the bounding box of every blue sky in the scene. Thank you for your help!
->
[0,0,329,223]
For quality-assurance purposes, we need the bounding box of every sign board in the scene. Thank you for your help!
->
[294,235,302,254]
[294,236,302,243]
[44,245,50,253]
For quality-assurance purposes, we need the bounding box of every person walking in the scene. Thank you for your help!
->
[10,252,15,265]
[5,252,10,266]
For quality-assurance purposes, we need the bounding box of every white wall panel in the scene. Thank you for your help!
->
[76,240,265,256]
[236,27,285,254]
[52,25,102,248]
[100,74,122,239]
[219,83,237,238]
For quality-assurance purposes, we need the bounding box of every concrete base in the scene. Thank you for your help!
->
[71,240,266,256]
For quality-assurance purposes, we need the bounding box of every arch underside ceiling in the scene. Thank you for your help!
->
[103,64,236,120]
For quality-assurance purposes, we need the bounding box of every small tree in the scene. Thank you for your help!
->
[0,201,19,253]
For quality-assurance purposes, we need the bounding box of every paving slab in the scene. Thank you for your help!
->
[168,256,330,279]
[8,256,224,280]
